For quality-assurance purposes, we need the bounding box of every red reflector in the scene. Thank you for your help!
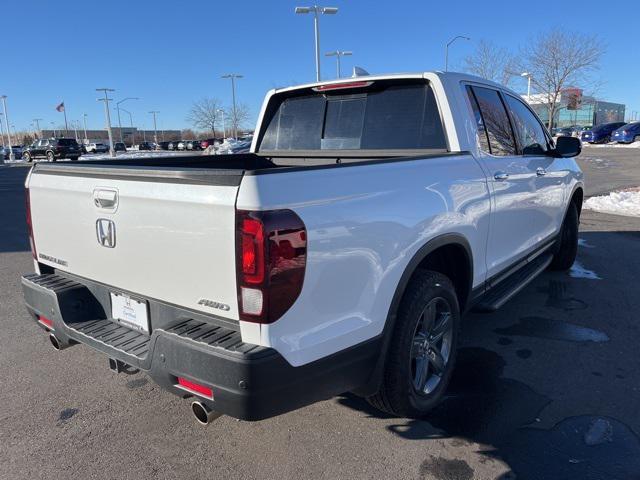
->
[177,377,213,399]
[313,81,373,92]
[38,315,53,328]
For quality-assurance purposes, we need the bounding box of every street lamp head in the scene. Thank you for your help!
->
[295,6,311,13]
[325,51,338,57]
[342,51,353,56]
[321,7,338,14]
[521,72,530,77]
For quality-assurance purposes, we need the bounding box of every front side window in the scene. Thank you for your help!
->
[503,94,549,153]
[471,86,517,156]
[259,81,446,152]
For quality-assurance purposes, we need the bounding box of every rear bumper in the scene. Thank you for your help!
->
[21,272,379,420]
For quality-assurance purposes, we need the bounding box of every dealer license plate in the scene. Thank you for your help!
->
[110,292,149,333]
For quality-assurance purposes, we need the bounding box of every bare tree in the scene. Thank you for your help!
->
[463,40,517,86]
[519,29,604,128]
[226,103,252,138]
[186,97,223,134]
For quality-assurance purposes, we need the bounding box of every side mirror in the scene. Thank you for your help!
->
[551,136,581,158]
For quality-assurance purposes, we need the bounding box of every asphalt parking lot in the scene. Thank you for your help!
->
[1,148,639,480]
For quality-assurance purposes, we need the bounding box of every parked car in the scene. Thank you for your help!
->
[186,140,202,151]
[555,127,574,137]
[22,138,81,162]
[138,141,154,151]
[177,141,187,150]
[157,141,171,150]
[85,142,109,153]
[580,122,626,143]
[114,142,127,152]
[200,138,222,149]
[21,72,583,423]
[0,145,24,159]
[612,122,640,144]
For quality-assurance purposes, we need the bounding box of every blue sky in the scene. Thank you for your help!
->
[2,0,638,133]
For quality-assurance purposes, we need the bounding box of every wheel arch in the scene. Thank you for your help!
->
[354,233,473,397]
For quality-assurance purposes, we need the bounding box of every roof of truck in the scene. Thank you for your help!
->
[271,71,507,95]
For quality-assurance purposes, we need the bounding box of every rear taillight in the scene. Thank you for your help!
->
[25,187,36,260]
[201,141,209,149]
[236,210,307,323]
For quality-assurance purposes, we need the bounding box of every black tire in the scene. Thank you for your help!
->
[22,152,32,162]
[367,270,460,418]
[46,151,55,162]
[549,201,579,271]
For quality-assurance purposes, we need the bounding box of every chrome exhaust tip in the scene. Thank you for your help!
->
[191,401,222,425]
[49,333,71,351]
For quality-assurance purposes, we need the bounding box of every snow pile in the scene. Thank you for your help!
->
[79,151,189,160]
[583,142,640,149]
[584,189,640,217]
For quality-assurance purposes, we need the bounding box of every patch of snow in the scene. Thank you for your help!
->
[582,141,640,149]
[79,151,191,161]
[570,261,601,280]
[583,189,640,217]
[578,238,594,248]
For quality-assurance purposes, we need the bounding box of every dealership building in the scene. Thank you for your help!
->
[525,89,625,128]
[39,127,182,145]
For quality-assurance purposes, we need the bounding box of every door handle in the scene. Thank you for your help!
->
[494,171,509,181]
[536,167,547,176]
[93,189,118,209]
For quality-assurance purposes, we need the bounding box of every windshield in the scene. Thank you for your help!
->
[258,81,446,152]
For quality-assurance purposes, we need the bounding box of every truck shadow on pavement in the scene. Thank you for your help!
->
[338,230,640,480]
[0,166,30,253]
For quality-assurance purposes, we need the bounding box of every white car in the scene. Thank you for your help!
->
[86,143,109,153]
[22,72,583,424]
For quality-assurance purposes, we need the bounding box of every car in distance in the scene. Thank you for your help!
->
[85,142,109,153]
[114,142,127,152]
[22,72,583,423]
[1,145,24,159]
[580,122,626,143]
[156,141,171,150]
[137,141,154,151]
[199,138,222,149]
[22,138,81,162]
[612,122,640,144]
[186,140,202,151]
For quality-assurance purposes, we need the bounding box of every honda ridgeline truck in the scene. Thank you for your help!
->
[22,72,584,424]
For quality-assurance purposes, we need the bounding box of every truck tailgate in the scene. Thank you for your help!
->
[27,167,240,320]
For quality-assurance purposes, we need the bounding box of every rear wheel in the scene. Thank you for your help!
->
[367,271,460,418]
[22,152,32,162]
[46,151,55,162]
[549,201,579,271]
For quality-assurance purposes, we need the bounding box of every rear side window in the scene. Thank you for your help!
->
[56,139,78,146]
[259,82,446,152]
[503,94,549,153]
[469,86,517,156]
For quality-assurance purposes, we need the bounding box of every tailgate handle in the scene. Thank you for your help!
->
[93,189,118,209]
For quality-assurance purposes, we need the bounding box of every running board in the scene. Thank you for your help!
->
[474,253,553,312]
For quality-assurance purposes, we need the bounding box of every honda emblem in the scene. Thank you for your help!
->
[96,219,116,248]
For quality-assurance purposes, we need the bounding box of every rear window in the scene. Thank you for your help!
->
[56,139,78,146]
[258,81,446,152]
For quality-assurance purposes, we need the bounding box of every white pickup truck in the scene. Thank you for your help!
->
[22,72,583,424]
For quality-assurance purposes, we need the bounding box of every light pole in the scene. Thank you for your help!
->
[295,5,338,82]
[96,88,116,157]
[82,113,88,144]
[33,118,43,138]
[521,72,532,100]
[149,111,159,145]
[325,50,352,78]
[0,113,7,147]
[217,108,226,139]
[0,95,14,160]
[445,35,470,72]
[221,74,242,139]
[116,97,139,142]
[120,108,134,146]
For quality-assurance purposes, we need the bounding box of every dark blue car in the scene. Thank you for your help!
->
[612,122,640,144]
[581,122,626,144]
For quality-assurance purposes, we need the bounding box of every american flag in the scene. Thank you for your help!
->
[55,102,65,112]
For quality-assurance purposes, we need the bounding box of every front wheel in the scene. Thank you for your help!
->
[46,151,55,162]
[367,270,460,418]
[22,152,32,162]
[549,202,579,271]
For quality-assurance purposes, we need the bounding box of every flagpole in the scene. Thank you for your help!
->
[62,102,69,135]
